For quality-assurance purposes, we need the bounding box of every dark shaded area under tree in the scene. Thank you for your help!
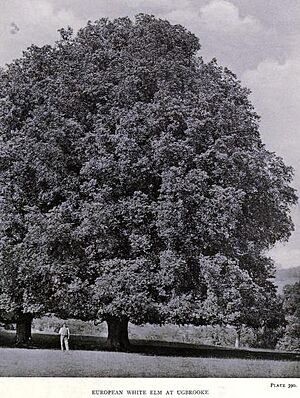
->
[0,328,299,363]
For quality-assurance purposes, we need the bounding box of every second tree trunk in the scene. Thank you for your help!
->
[106,317,129,351]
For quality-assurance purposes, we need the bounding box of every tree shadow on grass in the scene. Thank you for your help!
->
[0,328,299,362]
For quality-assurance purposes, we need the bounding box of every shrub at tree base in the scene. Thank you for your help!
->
[0,15,297,349]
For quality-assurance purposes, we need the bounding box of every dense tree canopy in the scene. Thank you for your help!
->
[0,14,297,348]
[279,282,300,350]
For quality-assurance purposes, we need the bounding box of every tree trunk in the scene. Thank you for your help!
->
[106,317,130,351]
[16,313,33,346]
[235,327,242,348]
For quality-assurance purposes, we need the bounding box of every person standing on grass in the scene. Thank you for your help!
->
[59,323,70,351]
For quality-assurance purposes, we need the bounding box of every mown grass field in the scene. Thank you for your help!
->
[0,347,299,377]
[0,329,299,377]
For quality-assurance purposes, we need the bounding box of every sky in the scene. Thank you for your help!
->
[0,0,299,269]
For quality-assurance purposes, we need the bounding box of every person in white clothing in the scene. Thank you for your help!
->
[58,323,70,351]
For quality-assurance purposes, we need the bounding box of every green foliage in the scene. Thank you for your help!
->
[278,282,300,351]
[129,323,258,348]
[0,15,297,330]
[32,315,106,335]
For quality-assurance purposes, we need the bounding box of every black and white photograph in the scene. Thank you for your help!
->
[0,0,299,391]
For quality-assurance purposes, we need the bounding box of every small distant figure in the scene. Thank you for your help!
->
[59,323,70,351]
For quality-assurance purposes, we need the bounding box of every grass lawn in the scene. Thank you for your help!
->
[0,329,299,377]
[0,347,299,377]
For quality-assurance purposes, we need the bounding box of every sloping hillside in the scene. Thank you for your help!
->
[274,266,300,293]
